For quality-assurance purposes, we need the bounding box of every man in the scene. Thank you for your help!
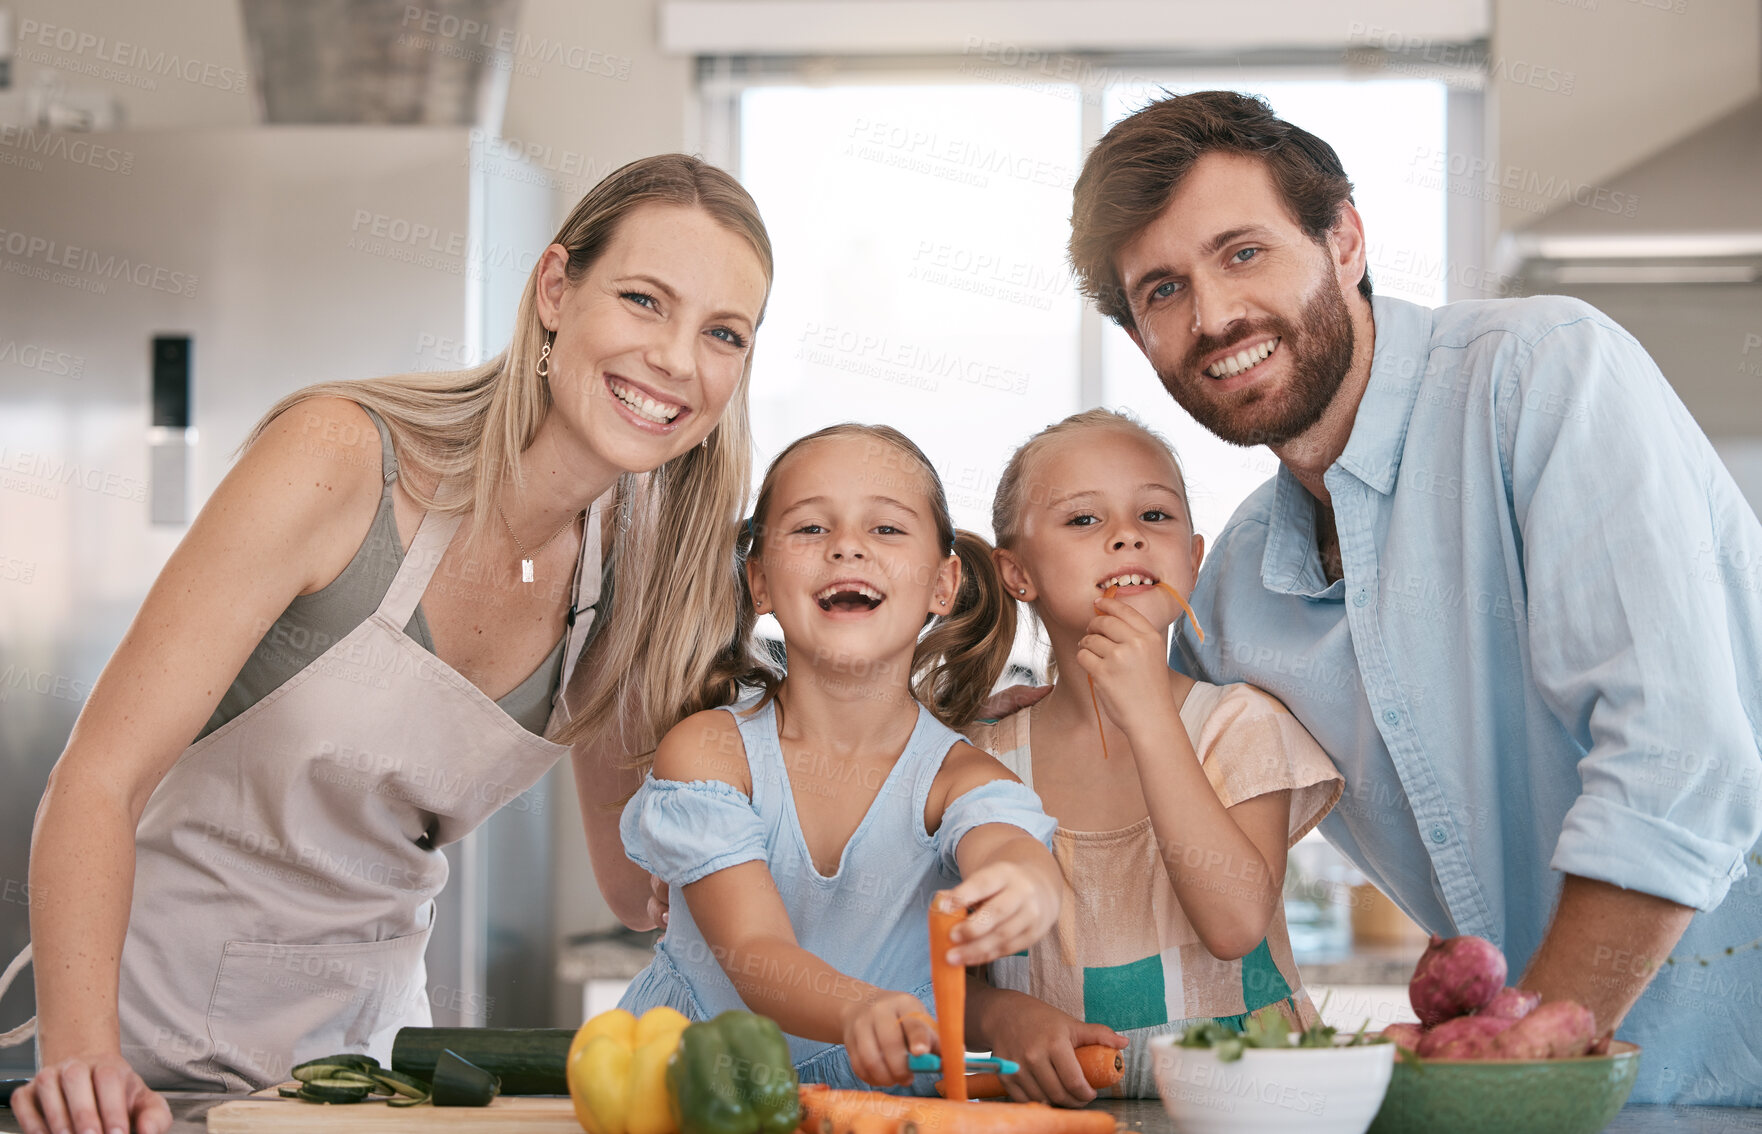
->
[1068,90,1761,1105]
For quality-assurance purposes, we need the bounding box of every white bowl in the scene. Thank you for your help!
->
[1149,1034,1395,1134]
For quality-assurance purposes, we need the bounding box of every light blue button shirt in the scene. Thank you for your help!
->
[1171,294,1762,1106]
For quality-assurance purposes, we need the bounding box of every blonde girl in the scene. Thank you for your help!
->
[966,409,1342,1103]
[618,424,1062,1091]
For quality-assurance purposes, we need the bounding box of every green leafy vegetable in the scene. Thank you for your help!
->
[1176,1001,1388,1063]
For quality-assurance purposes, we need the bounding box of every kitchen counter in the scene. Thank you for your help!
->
[3,1093,1756,1133]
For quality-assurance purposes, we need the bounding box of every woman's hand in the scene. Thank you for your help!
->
[13,1052,171,1134]
[840,991,937,1087]
[1077,592,1182,737]
[646,873,670,932]
[982,996,1126,1108]
[941,860,1059,967]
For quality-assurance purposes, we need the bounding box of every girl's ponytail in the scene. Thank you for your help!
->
[912,529,1017,729]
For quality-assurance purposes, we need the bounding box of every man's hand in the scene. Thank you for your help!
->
[1519,874,1695,1037]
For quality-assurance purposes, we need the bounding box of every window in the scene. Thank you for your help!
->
[725,62,1467,666]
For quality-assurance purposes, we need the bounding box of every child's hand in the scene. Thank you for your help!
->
[841,991,937,1087]
[986,996,1127,1107]
[1078,591,1183,735]
[942,862,1059,966]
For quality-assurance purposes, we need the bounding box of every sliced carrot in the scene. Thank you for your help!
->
[928,893,968,1101]
[935,1044,1124,1099]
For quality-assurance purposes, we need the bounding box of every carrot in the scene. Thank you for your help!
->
[935,1044,1124,1099]
[901,1098,1119,1134]
[928,894,968,1101]
[801,1089,1119,1134]
[1087,581,1205,759]
[798,1088,916,1134]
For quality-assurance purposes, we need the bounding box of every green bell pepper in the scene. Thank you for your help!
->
[666,1011,801,1134]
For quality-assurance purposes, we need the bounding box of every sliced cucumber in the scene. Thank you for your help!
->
[277,1086,302,1099]
[297,1080,372,1103]
[370,1068,431,1099]
[292,1053,379,1077]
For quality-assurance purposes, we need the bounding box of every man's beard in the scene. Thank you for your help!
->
[1155,271,1356,449]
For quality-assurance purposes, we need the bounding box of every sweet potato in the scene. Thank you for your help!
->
[1489,1000,1596,1059]
[1409,934,1508,1026]
[1416,1014,1513,1059]
[1379,1022,1426,1053]
[1477,987,1541,1021]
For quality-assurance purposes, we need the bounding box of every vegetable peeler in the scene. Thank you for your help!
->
[906,1054,1019,1074]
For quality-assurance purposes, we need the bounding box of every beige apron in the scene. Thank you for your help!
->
[3,500,602,1091]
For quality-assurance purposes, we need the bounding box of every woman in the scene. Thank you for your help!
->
[6,154,772,1134]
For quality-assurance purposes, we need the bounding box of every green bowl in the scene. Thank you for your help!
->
[1367,1042,1640,1134]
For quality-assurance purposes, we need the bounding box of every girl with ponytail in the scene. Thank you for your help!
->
[616,423,1061,1091]
[962,409,1343,1103]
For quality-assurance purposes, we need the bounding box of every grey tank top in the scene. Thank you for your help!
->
[198,407,601,739]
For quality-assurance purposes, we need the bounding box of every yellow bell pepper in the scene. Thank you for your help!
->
[569,1006,692,1134]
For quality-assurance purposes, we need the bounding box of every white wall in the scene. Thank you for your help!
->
[1490,0,1760,234]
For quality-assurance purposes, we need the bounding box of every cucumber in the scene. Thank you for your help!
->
[391,1027,573,1095]
[297,1080,372,1103]
[292,1054,379,1077]
[429,1049,500,1107]
[277,1087,302,1098]
[292,1062,377,1084]
[369,1068,430,1099]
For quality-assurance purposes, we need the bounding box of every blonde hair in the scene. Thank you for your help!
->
[721,424,1017,731]
[245,154,773,759]
[992,407,1188,548]
[991,409,1188,683]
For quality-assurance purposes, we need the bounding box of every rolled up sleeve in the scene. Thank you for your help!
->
[1507,314,1762,910]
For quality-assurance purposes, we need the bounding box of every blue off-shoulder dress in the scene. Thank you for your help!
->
[618,693,1056,1091]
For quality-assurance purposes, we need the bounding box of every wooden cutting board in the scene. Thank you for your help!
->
[206,1085,583,1132]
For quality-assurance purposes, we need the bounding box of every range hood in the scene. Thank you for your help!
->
[239,0,520,127]
[1501,97,1762,285]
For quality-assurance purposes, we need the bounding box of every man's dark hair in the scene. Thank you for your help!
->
[1070,89,1372,331]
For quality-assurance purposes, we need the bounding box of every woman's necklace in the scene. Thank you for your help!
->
[496,501,583,582]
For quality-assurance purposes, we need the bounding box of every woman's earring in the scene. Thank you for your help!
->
[1018,587,1027,596]
[536,330,554,380]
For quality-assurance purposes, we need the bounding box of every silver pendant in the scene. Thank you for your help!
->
[522,558,535,583]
